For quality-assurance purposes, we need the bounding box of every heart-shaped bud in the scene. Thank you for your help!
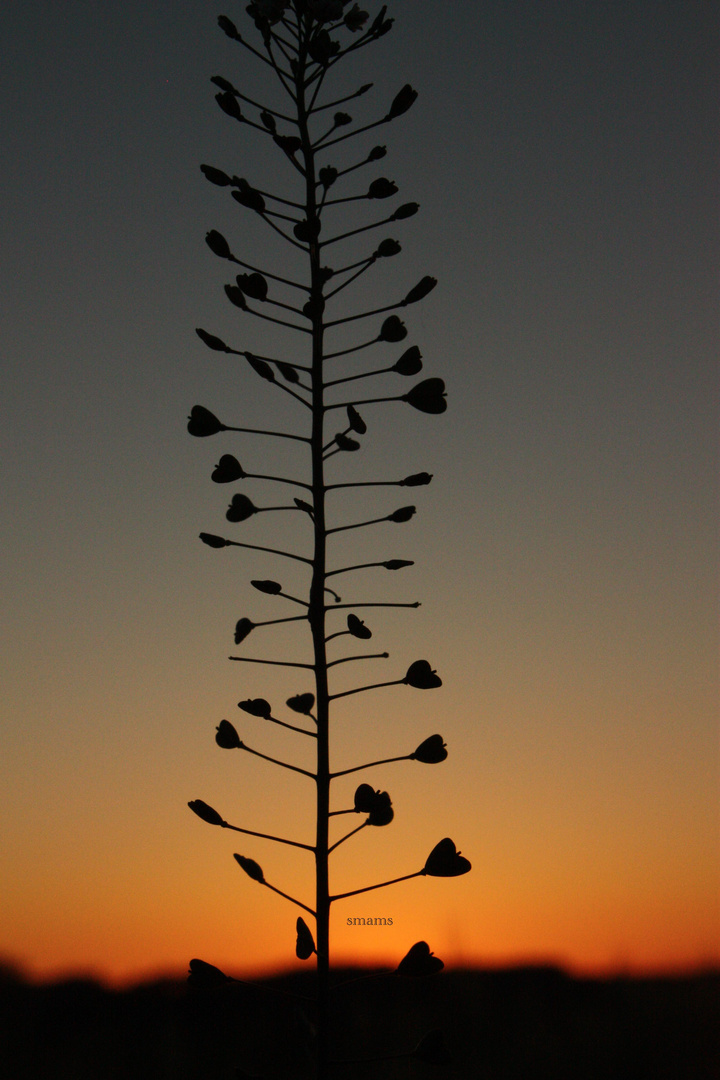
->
[296,917,316,960]
[275,361,300,383]
[412,1029,449,1065]
[386,84,418,120]
[217,15,240,40]
[318,165,338,188]
[308,29,340,64]
[368,144,387,161]
[382,559,414,570]
[387,505,416,523]
[216,720,243,749]
[423,838,471,877]
[367,790,393,826]
[400,472,433,487]
[216,91,243,121]
[195,328,232,354]
[404,378,447,415]
[376,238,401,258]
[188,800,225,826]
[334,111,352,127]
[212,455,245,483]
[274,134,302,157]
[303,296,325,320]
[391,202,419,221]
[346,405,367,434]
[404,660,442,689]
[294,219,321,243]
[236,273,268,301]
[392,346,422,376]
[411,735,447,764]
[287,693,315,715]
[368,177,398,199]
[354,783,376,812]
[347,614,372,639]
[200,532,229,548]
[205,230,232,259]
[232,183,265,213]
[188,958,231,986]
[234,853,265,883]
[201,164,232,186]
[251,580,282,595]
[396,941,444,977]
[403,276,437,306]
[239,698,272,719]
[226,494,257,523]
[378,315,407,342]
[233,618,254,644]
[335,432,360,451]
[345,7,369,31]
[245,354,275,382]
[188,405,225,437]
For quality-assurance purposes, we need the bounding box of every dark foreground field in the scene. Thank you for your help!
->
[1,963,717,1079]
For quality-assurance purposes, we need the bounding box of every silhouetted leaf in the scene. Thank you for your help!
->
[234,853,265,883]
[188,405,225,437]
[404,660,442,689]
[188,800,225,826]
[239,698,272,719]
[423,838,471,877]
[212,454,246,483]
[216,720,243,749]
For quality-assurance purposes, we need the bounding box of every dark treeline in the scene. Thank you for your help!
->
[1,962,717,1079]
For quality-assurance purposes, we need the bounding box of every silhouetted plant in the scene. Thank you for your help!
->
[186,3,470,1076]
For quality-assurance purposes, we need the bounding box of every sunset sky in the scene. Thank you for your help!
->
[3,0,718,986]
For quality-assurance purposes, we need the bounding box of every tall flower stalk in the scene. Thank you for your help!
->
[187,3,470,1075]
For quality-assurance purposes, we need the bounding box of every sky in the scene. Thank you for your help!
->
[2,0,718,986]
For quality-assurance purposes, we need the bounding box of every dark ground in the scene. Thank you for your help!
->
[1,962,717,1079]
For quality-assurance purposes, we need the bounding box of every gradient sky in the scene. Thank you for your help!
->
[3,0,718,986]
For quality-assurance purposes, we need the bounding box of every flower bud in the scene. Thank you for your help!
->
[296,917,316,960]
[403,276,437,305]
[391,202,419,221]
[236,273,268,301]
[403,378,447,415]
[233,618,254,644]
[226,494,257,522]
[276,361,300,383]
[335,432,360,451]
[200,164,232,186]
[200,532,229,548]
[188,800,225,826]
[347,405,366,434]
[404,660,442,689]
[188,405,225,437]
[368,144,387,161]
[188,958,231,986]
[386,84,418,120]
[216,720,243,749]
[354,783,376,812]
[347,614,372,639]
[376,238,401,258]
[378,315,407,342]
[196,328,232,353]
[251,580,282,595]
[274,134,302,156]
[396,941,444,977]
[344,4,369,32]
[205,230,233,259]
[411,734,447,763]
[211,455,245,483]
[392,346,422,376]
[382,559,413,570]
[423,838,471,877]
[260,110,276,132]
[232,182,266,213]
[216,91,243,121]
[387,505,416,523]
[399,472,432,487]
[319,165,338,188]
[224,284,247,310]
[234,853,265,883]
[334,111,352,127]
[287,693,315,714]
[245,354,275,382]
[217,15,240,39]
[367,790,393,826]
[239,698,272,719]
[368,177,398,199]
